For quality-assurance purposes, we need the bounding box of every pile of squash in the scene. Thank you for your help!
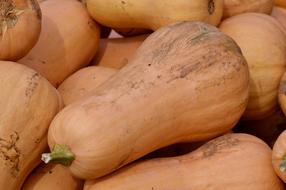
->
[3,0,286,189]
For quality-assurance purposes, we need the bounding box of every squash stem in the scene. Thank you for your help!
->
[41,144,75,166]
[280,155,286,172]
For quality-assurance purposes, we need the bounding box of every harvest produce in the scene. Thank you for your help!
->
[19,0,100,87]
[84,134,284,190]
[58,66,117,105]
[223,0,274,19]
[85,0,224,30]
[273,130,286,182]
[219,13,286,120]
[272,6,286,32]
[0,62,61,190]
[275,0,286,8]
[43,21,249,180]
[22,164,83,190]
[92,35,148,69]
[0,0,41,61]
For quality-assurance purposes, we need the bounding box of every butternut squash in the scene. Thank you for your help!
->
[43,21,249,180]
[92,35,148,69]
[275,0,286,8]
[22,164,83,190]
[58,66,117,105]
[86,0,223,30]
[272,6,286,33]
[18,0,100,87]
[279,71,286,115]
[0,61,61,190]
[219,13,286,120]
[0,0,41,61]
[272,130,286,182]
[223,0,274,19]
[84,133,284,190]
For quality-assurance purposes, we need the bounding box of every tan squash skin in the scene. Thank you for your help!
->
[22,164,83,190]
[0,0,41,61]
[44,21,249,180]
[18,0,100,87]
[272,130,286,182]
[0,62,61,190]
[276,0,286,8]
[272,6,286,33]
[84,133,284,190]
[219,13,286,120]
[58,66,117,106]
[223,0,274,19]
[92,35,148,69]
[86,0,223,30]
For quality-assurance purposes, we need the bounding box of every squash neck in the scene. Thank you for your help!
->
[42,144,75,166]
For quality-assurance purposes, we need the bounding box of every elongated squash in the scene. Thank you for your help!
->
[86,0,223,30]
[58,66,117,105]
[272,6,286,33]
[22,164,83,190]
[19,0,100,87]
[85,133,284,190]
[43,21,249,180]
[223,0,274,19]
[92,35,147,69]
[0,0,41,61]
[219,13,286,120]
[0,62,61,190]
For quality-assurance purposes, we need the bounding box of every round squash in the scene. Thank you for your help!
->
[18,0,100,87]
[0,61,61,190]
[92,35,148,69]
[272,130,286,182]
[219,13,286,120]
[275,0,286,8]
[86,0,223,30]
[272,6,286,33]
[223,0,274,19]
[58,66,117,106]
[22,164,83,190]
[42,21,249,180]
[84,133,284,190]
[0,0,41,61]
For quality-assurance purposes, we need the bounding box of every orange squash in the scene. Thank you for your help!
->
[18,0,100,87]
[272,6,286,33]
[58,66,117,105]
[219,13,286,120]
[0,0,41,61]
[84,133,284,190]
[272,130,286,182]
[42,21,249,180]
[86,0,223,30]
[92,35,148,69]
[223,0,274,19]
[0,61,61,190]
[22,164,83,190]
[275,0,286,8]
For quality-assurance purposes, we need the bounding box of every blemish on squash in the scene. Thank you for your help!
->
[25,72,40,98]
[208,0,215,15]
[28,0,42,19]
[279,80,286,95]
[0,132,21,177]
[121,0,126,4]
[201,135,239,158]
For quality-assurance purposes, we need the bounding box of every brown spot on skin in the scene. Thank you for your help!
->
[25,72,40,99]
[208,0,215,15]
[29,0,42,19]
[279,80,286,95]
[0,132,21,177]
[121,0,126,4]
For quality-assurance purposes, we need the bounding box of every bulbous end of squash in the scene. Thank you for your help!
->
[42,144,75,166]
